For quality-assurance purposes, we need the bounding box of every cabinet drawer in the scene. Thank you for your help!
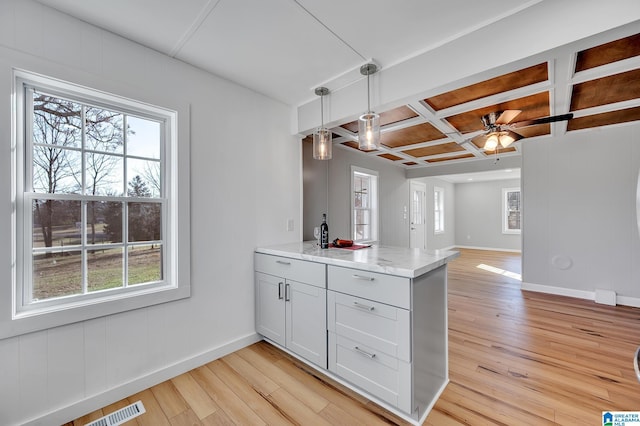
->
[255,253,326,288]
[329,332,411,413]
[328,265,410,309]
[328,291,410,361]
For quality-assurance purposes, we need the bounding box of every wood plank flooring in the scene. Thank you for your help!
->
[67,248,640,425]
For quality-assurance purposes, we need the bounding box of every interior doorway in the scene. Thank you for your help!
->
[409,180,426,249]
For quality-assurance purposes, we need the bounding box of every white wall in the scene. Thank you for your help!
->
[522,124,640,305]
[455,179,522,251]
[0,1,300,425]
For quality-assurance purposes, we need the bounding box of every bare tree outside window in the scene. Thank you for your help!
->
[27,89,164,301]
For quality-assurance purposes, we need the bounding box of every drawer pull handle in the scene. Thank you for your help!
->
[354,346,376,359]
[276,260,291,265]
[352,274,374,281]
[353,301,374,311]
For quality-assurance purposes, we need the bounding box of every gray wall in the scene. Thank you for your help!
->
[0,1,301,424]
[302,140,329,241]
[304,145,410,247]
[455,179,522,251]
[522,123,640,304]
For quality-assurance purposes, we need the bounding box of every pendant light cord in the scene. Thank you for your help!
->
[320,93,324,128]
[366,72,371,113]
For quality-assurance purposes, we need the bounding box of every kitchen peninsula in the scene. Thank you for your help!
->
[254,242,459,424]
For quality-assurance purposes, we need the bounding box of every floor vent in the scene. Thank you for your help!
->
[85,400,145,426]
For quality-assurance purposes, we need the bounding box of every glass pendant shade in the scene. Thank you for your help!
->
[358,112,380,150]
[313,86,332,160]
[358,63,381,150]
[313,128,332,160]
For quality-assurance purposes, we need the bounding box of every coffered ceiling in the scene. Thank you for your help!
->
[315,32,640,170]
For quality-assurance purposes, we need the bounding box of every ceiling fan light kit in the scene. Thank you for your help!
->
[358,63,381,151]
[475,109,573,151]
[313,86,332,160]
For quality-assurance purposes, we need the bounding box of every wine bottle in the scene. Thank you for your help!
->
[320,214,329,249]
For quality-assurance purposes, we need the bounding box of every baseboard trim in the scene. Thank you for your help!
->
[521,282,594,301]
[454,245,521,253]
[24,332,261,426]
[521,282,640,308]
[611,295,640,308]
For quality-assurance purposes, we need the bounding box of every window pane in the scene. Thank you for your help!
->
[32,92,81,149]
[85,152,124,196]
[354,209,370,226]
[128,202,161,242]
[32,250,82,300]
[128,244,162,285]
[127,159,161,197]
[85,107,124,154]
[33,146,82,194]
[101,201,124,244]
[508,211,520,230]
[127,116,161,159]
[86,201,119,245]
[354,225,369,241]
[88,247,123,292]
[32,199,81,248]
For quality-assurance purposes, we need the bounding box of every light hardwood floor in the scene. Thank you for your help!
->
[67,249,640,425]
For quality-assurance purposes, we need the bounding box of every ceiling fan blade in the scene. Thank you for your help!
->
[471,133,488,147]
[496,110,522,125]
[511,113,574,129]
[506,130,524,142]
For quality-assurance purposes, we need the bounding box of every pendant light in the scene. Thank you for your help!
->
[313,87,332,160]
[358,63,380,151]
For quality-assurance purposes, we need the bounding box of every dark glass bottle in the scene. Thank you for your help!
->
[320,214,329,249]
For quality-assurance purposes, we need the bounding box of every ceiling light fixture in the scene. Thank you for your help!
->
[358,63,380,151]
[313,87,332,160]
[484,131,517,151]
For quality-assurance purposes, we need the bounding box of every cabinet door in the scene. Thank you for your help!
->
[255,272,285,346]
[286,280,327,368]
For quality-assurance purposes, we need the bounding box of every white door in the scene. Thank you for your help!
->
[409,181,426,249]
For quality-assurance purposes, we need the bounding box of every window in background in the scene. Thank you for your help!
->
[503,187,521,234]
[351,166,378,242]
[434,186,445,234]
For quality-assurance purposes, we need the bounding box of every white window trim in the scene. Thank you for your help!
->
[434,186,445,234]
[502,187,521,235]
[350,165,379,243]
[4,69,190,339]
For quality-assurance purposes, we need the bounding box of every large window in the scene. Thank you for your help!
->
[8,70,187,337]
[434,186,444,234]
[351,166,378,242]
[503,187,521,234]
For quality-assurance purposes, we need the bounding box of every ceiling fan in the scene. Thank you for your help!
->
[470,110,574,151]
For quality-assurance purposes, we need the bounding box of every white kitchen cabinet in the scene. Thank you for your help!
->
[254,253,327,368]
[254,242,457,425]
[327,264,448,421]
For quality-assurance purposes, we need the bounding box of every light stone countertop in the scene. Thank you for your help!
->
[255,241,459,278]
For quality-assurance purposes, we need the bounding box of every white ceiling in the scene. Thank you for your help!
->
[36,0,544,107]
